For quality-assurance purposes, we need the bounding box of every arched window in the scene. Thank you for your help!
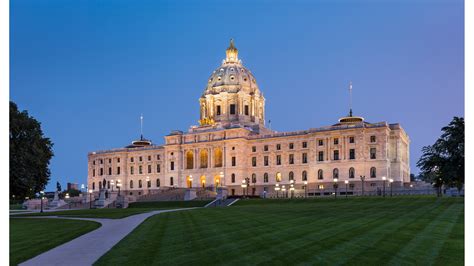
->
[276,172,282,182]
[186,151,194,169]
[139,180,142,188]
[156,179,160,187]
[200,149,208,168]
[99,182,102,189]
[349,167,355,179]
[370,167,376,178]
[289,171,294,181]
[231,173,236,183]
[252,173,257,183]
[302,171,307,181]
[214,148,223,167]
[129,180,133,189]
[318,169,323,180]
[264,173,269,183]
[92,182,95,190]
[170,177,174,186]
[333,168,339,179]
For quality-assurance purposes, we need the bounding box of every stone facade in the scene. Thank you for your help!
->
[87,40,410,197]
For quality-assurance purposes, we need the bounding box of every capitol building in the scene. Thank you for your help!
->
[87,40,410,198]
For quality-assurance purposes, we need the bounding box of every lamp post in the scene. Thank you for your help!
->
[110,180,115,192]
[241,180,247,198]
[117,179,122,196]
[290,183,295,199]
[189,175,193,188]
[344,180,349,198]
[39,191,44,213]
[304,181,308,198]
[219,172,224,188]
[89,189,93,209]
[245,177,250,197]
[389,179,394,197]
[275,183,280,198]
[333,178,338,199]
[146,176,150,195]
[282,185,287,198]
[360,175,365,196]
[382,176,386,197]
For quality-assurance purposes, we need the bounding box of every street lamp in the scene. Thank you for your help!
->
[281,185,287,198]
[275,183,280,198]
[146,176,150,195]
[304,181,308,198]
[65,193,70,199]
[382,176,386,197]
[360,175,366,196]
[110,180,115,192]
[219,172,224,188]
[333,178,339,199]
[290,183,295,199]
[241,180,247,198]
[88,189,93,209]
[389,178,394,197]
[189,175,193,188]
[39,191,44,213]
[344,180,349,198]
[117,179,122,196]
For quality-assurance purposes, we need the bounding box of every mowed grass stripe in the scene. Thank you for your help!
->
[434,203,464,266]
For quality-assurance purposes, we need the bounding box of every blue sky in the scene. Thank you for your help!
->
[10,0,464,191]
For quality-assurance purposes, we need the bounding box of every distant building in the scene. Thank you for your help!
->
[67,183,79,191]
[87,40,410,197]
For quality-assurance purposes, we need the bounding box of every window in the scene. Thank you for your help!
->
[231,174,236,183]
[109,158,112,163]
[216,105,221,115]
[92,182,95,190]
[170,177,174,186]
[334,150,339,160]
[230,104,236,115]
[349,136,355,143]
[131,157,134,163]
[139,165,143,174]
[318,139,323,146]
[139,156,143,162]
[349,167,355,179]
[148,156,151,161]
[302,171,307,181]
[147,180,151,188]
[232,156,236,166]
[289,171,294,181]
[370,167,376,178]
[370,183,376,187]
[214,148,223,167]
[148,165,152,173]
[252,157,257,167]
[264,156,269,166]
[318,184,324,190]
[170,161,175,171]
[108,167,112,175]
[370,148,376,159]
[264,145,268,151]
[302,153,308,164]
[186,151,194,169]
[117,167,120,175]
[157,164,161,173]
[349,149,355,160]
[302,142,307,148]
[157,155,161,160]
[245,105,249,115]
[99,182,102,190]
[276,172,282,182]
[318,169,323,180]
[129,180,133,189]
[252,174,257,183]
[107,181,110,189]
[289,154,294,164]
[156,179,160,187]
[99,159,103,164]
[117,158,120,163]
[100,168,103,176]
[289,143,294,149]
[200,150,208,168]
[264,173,269,183]
[93,169,95,177]
[349,183,355,189]
[130,166,134,175]
[93,160,96,165]
[276,144,281,150]
[333,168,339,178]
[231,189,235,196]
[139,180,142,188]
[252,146,256,152]
[334,138,339,145]
[318,151,324,162]
[276,155,281,165]
[370,135,376,143]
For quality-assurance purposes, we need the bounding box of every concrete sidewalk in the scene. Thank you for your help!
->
[18,208,196,266]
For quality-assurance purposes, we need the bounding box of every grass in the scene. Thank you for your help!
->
[14,200,210,219]
[95,196,464,266]
[10,218,101,265]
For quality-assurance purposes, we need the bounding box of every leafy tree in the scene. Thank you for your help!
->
[10,101,54,199]
[62,188,80,197]
[417,117,464,196]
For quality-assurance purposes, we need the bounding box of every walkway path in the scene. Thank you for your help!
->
[17,208,196,266]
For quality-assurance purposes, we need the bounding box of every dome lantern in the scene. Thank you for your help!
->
[225,38,239,63]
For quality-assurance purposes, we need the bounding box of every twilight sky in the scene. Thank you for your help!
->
[10,0,464,191]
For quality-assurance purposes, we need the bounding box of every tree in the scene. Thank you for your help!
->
[10,101,54,199]
[417,117,464,196]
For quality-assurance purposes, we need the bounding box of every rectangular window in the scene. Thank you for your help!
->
[252,146,256,152]
[252,157,257,167]
[370,136,376,143]
[93,169,95,177]
[216,105,221,115]
[276,144,281,150]
[148,165,152,174]
[108,167,112,175]
[99,159,103,164]
[131,157,134,163]
[276,155,281,165]
[318,184,324,190]
[245,105,249,115]
[157,155,161,160]
[139,165,143,174]
[117,158,121,163]
[289,143,294,149]
[289,154,294,164]
[318,139,324,146]
[349,149,355,160]
[157,164,161,173]
[318,151,324,162]
[117,167,121,175]
[148,156,151,161]
[334,150,339,160]
[139,156,143,162]
[302,142,307,148]
[264,156,269,166]
[230,104,236,115]
[109,159,112,164]
[130,166,134,175]
[302,153,308,164]
[370,148,376,159]
[100,168,103,176]
[264,145,268,151]
[334,138,339,145]
[349,136,355,143]
[93,160,96,165]
[232,156,236,166]
[170,161,175,171]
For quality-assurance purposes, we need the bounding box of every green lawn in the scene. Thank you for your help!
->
[10,218,101,265]
[95,197,464,265]
[14,201,209,219]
